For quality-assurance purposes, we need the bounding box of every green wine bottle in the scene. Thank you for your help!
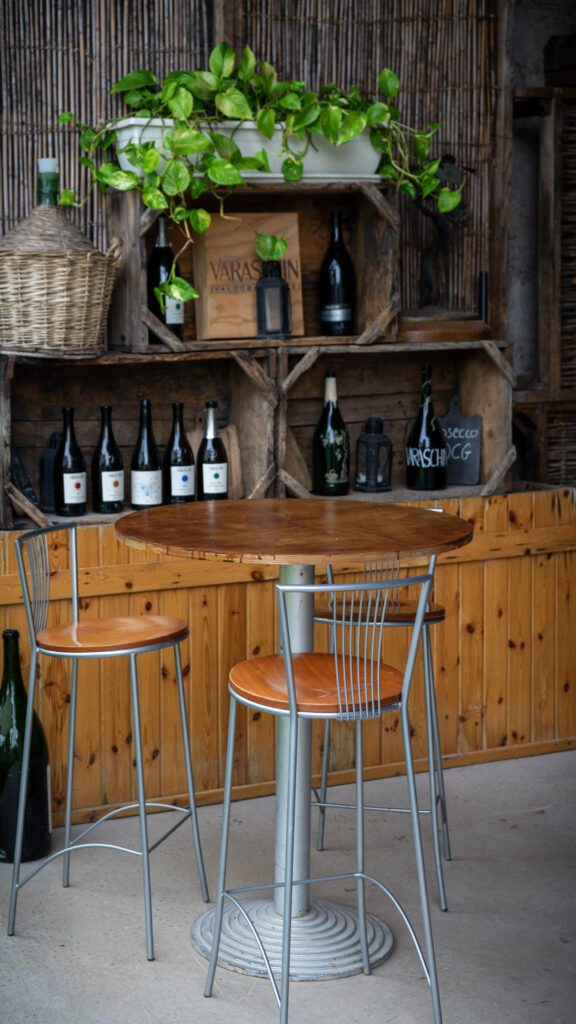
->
[0,629,51,863]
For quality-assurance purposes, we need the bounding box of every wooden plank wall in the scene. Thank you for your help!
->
[1,489,574,826]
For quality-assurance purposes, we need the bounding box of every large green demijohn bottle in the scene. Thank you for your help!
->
[0,629,51,863]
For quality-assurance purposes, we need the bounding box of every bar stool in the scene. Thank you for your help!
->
[7,523,209,960]
[314,555,450,910]
[205,570,443,1024]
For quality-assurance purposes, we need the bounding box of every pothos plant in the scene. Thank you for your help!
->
[59,41,463,308]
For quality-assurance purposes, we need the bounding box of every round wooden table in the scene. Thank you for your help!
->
[116,499,472,979]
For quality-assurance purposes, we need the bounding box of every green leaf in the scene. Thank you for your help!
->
[398,180,417,199]
[338,111,366,143]
[166,126,211,155]
[238,46,256,81]
[171,204,190,222]
[258,61,277,94]
[206,158,244,186]
[166,275,198,302]
[142,187,169,209]
[291,102,321,132]
[188,71,220,101]
[58,188,76,206]
[189,208,212,233]
[279,92,302,111]
[189,178,208,199]
[281,155,303,182]
[377,162,398,181]
[412,132,430,164]
[437,188,462,213]
[237,149,271,172]
[78,128,98,150]
[209,131,241,162]
[96,164,140,190]
[255,231,287,261]
[378,68,400,98]
[167,86,194,120]
[256,107,276,139]
[420,175,440,198]
[319,105,342,144]
[161,159,191,195]
[111,69,157,94]
[215,89,253,121]
[209,42,236,79]
[58,111,74,124]
[366,102,390,127]
[141,147,161,173]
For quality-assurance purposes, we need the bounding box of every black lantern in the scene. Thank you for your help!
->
[354,417,393,492]
[256,260,291,339]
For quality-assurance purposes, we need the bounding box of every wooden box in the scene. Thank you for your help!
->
[192,212,304,340]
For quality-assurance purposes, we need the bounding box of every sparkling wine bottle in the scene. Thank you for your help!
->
[91,405,124,514]
[197,402,228,501]
[405,364,447,490]
[163,402,195,503]
[312,370,350,496]
[36,157,59,207]
[0,629,51,864]
[147,216,183,340]
[318,210,355,337]
[54,407,87,516]
[130,399,163,509]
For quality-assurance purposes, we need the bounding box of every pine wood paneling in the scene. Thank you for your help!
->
[2,489,575,826]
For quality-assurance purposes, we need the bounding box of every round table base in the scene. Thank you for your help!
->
[191,897,394,980]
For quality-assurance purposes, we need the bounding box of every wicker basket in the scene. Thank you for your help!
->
[0,205,121,358]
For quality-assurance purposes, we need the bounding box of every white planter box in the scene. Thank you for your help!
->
[113,118,381,182]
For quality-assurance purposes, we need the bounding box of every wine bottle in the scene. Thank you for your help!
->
[54,407,87,516]
[91,405,124,514]
[197,402,228,501]
[405,364,447,490]
[130,399,163,509]
[36,157,58,207]
[0,629,51,864]
[312,370,350,496]
[39,431,62,513]
[163,402,195,503]
[147,215,183,340]
[318,210,355,337]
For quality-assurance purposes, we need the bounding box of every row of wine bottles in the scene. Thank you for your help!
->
[312,365,448,495]
[51,399,228,516]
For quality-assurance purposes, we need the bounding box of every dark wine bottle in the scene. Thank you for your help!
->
[163,402,195,503]
[91,405,124,514]
[130,399,163,509]
[54,407,87,516]
[312,370,350,496]
[197,402,228,501]
[318,210,355,337]
[36,157,59,207]
[405,364,447,490]
[0,629,51,864]
[147,215,183,340]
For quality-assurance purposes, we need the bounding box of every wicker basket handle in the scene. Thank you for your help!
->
[106,236,123,263]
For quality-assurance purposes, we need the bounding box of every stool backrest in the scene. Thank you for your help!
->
[15,524,79,642]
[277,569,433,720]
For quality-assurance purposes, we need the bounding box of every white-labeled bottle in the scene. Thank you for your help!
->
[163,402,195,503]
[197,402,228,501]
[130,399,163,509]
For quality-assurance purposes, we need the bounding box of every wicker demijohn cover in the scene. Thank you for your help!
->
[0,206,121,358]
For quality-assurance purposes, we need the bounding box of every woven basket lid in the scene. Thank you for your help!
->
[0,205,102,255]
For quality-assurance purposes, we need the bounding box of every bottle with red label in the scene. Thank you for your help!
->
[54,407,87,516]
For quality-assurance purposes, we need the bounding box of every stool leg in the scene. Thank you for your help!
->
[355,718,370,974]
[280,711,299,1024]
[173,642,209,903]
[205,697,238,998]
[63,658,78,888]
[316,720,331,851]
[422,629,448,911]
[129,653,154,961]
[7,650,38,936]
[423,627,452,861]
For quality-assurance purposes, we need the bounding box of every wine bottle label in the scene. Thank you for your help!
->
[165,297,184,325]
[320,304,352,323]
[319,431,349,484]
[170,465,195,496]
[202,463,227,494]
[405,447,447,469]
[100,470,124,502]
[131,469,162,505]
[63,472,87,503]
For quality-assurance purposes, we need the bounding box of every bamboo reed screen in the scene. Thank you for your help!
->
[0,0,498,313]
[560,100,576,391]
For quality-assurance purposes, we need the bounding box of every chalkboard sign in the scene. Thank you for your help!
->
[438,396,482,485]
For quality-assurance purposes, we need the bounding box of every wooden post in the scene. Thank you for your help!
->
[0,356,14,530]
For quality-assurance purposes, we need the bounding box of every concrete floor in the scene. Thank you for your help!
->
[1,750,575,1024]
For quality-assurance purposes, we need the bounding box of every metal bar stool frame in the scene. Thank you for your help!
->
[314,553,450,911]
[205,570,443,1024]
[7,523,209,961]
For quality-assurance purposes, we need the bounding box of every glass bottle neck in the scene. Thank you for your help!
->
[324,375,338,404]
[100,406,112,431]
[172,404,185,436]
[139,402,152,430]
[62,407,74,434]
[37,159,59,206]
[204,407,218,439]
[331,212,341,242]
[156,218,168,247]
[1,630,24,693]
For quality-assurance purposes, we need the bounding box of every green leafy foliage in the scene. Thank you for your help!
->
[254,232,288,261]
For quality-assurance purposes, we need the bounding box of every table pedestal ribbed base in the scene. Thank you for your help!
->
[191,897,394,980]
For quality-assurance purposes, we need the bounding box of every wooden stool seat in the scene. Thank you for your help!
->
[314,596,445,625]
[36,615,188,655]
[230,652,403,715]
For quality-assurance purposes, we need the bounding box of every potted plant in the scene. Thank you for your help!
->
[59,41,463,308]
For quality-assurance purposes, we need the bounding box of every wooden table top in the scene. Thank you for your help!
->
[115,499,473,566]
